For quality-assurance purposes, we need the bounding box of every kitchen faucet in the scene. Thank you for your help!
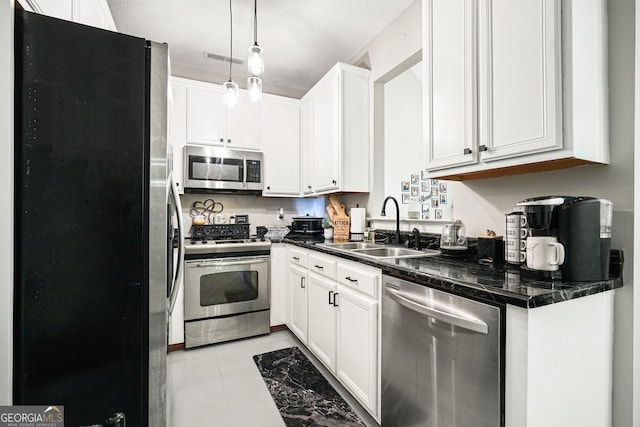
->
[381,196,401,244]
[412,227,421,250]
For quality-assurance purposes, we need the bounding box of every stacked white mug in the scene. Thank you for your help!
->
[505,212,528,265]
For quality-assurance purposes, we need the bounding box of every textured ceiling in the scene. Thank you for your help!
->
[105,0,415,98]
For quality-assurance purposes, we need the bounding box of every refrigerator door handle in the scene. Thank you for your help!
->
[168,171,184,316]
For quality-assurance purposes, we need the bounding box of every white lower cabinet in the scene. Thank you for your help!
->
[286,246,381,421]
[336,285,378,412]
[307,273,338,371]
[288,264,308,344]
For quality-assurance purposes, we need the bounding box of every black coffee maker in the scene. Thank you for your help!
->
[517,195,575,236]
[557,197,613,281]
[516,196,613,281]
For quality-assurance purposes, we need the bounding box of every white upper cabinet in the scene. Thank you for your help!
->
[424,0,608,179]
[301,95,315,196]
[301,62,371,195]
[20,0,117,31]
[184,79,260,151]
[261,94,301,196]
[423,0,477,170]
[312,72,341,193]
[168,78,187,193]
[477,0,562,162]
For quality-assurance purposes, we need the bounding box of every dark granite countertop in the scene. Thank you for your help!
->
[282,237,623,309]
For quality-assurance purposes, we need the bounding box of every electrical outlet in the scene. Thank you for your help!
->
[277,208,284,220]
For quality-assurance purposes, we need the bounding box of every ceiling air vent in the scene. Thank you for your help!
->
[203,51,244,65]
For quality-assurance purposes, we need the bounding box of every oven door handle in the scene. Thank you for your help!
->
[189,257,269,268]
[168,171,185,316]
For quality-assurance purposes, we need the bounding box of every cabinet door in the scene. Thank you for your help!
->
[307,273,337,373]
[270,244,288,326]
[288,264,308,344]
[424,0,477,171]
[225,92,260,150]
[312,72,341,193]
[168,80,187,193]
[478,0,561,161]
[186,85,225,145]
[261,97,301,196]
[301,95,315,195]
[336,285,378,416]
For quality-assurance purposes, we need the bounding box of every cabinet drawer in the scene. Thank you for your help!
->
[337,263,380,299]
[309,253,337,280]
[288,247,308,268]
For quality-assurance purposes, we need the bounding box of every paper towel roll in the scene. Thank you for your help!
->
[350,208,366,233]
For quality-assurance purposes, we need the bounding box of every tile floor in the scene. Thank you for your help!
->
[167,329,380,427]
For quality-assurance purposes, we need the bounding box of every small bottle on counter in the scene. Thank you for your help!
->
[363,222,374,243]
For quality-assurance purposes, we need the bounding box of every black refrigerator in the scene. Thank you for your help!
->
[14,10,172,426]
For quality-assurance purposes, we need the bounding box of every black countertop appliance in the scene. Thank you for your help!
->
[516,195,575,236]
[558,197,613,281]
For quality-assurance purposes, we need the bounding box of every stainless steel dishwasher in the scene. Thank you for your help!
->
[382,275,504,427]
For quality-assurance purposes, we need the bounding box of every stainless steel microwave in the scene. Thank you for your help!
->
[183,145,264,193]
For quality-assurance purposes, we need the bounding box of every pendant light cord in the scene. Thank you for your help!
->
[253,0,258,45]
[228,0,233,80]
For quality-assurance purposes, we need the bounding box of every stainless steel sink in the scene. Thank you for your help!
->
[351,247,439,259]
[319,242,385,250]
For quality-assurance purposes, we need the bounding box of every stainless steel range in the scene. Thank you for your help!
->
[183,224,271,349]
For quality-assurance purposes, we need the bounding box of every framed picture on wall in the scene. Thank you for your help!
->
[401,181,410,192]
[421,170,429,181]
[411,174,419,185]
[402,193,410,204]
[411,186,419,197]
[422,210,431,220]
[435,209,443,219]
[440,194,447,205]
[421,181,430,194]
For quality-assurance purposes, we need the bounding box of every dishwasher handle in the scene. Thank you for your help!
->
[385,286,489,335]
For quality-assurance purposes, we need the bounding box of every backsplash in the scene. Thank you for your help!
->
[178,193,325,236]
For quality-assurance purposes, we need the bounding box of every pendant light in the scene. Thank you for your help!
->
[247,0,264,76]
[247,0,263,102]
[223,0,239,108]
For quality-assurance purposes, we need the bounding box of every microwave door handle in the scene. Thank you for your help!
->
[168,171,185,316]
[243,155,247,188]
[385,287,488,335]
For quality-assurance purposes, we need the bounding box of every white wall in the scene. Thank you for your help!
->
[383,63,424,218]
[0,0,13,405]
[346,0,636,425]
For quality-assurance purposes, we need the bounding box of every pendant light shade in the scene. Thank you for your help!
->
[223,79,239,107]
[224,0,238,108]
[247,76,262,102]
[248,44,264,76]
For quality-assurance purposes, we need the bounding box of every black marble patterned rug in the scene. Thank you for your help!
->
[253,346,366,427]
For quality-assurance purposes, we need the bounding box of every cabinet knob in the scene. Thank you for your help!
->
[463,148,472,155]
[308,185,312,189]
[479,145,488,152]
[332,179,337,185]
[219,138,224,142]
[227,139,231,143]
[328,290,333,305]
[332,292,339,307]
[300,277,306,289]
[267,186,271,190]
[314,264,324,270]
